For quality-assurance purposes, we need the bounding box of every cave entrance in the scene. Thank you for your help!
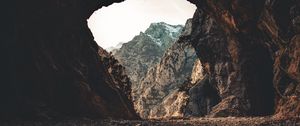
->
[87,0,197,118]
[243,44,275,116]
[86,0,196,91]
[87,0,196,87]
[87,0,276,118]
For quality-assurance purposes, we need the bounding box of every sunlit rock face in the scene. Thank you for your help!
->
[134,19,198,119]
[187,0,300,118]
[148,90,189,119]
[113,22,183,102]
[190,59,204,84]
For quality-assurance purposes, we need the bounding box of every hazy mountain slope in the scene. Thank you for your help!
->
[114,22,184,98]
[134,19,198,119]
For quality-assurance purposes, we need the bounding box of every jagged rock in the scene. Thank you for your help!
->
[188,0,300,118]
[149,90,189,119]
[4,0,300,121]
[184,76,221,117]
[98,46,133,102]
[135,19,198,119]
[98,46,139,118]
[113,22,183,101]
[190,59,204,84]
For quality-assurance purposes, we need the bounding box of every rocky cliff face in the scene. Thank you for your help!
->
[113,22,183,100]
[183,59,219,117]
[134,20,198,119]
[4,0,299,121]
[186,0,300,118]
[3,0,138,120]
[98,47,134,106]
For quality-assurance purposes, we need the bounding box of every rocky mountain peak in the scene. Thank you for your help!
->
[145,22,183,48]
[113,22,184,97]
[134,19,198,119]
[146,22,183,36]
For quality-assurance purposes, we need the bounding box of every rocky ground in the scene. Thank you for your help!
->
[2,117,299,126]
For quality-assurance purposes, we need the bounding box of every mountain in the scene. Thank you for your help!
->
[134,19,198,119]
[106,42,125,53]
[113,22,184,98]
[6,0,300,122]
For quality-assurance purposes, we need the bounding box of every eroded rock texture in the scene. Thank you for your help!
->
[183,59,220,117]
[4,0,299,121]
[134,20,197,119]
[113,22,183,101]
[187,0,299,118]
[2,0,139,120]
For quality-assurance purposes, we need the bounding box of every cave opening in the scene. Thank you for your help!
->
[86,0,279,118]
[85,0,280,119]
[87,0,200,118]
[86,0,197,88]
[242,43,275,116]
[5,0,299,122]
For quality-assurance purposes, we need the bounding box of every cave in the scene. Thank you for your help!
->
[242,43,275,116]
[86,0,200,119]
[2,0,299,124]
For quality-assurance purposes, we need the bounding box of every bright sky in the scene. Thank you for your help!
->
[87,0,196,49]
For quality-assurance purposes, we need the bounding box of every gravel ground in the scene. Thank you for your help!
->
[2,117,300,126]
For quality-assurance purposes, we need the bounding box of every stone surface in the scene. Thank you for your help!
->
[190,59,204,84]
[113,22,183,99]
[187,0,300,118]
[3,0,300,122]
[2,0,138,120]
[134,19,198,119]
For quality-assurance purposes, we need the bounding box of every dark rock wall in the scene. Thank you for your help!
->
[3,0,299,120]
[187,0,299,118]
[2,0,140,120]
[98,47,139,119]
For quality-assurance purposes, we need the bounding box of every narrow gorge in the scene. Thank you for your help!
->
[2,0,300,125]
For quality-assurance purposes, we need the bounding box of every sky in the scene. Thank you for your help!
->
[87,0,196,49]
